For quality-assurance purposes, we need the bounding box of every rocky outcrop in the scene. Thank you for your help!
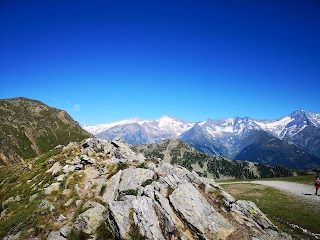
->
[73,201,107,235]
[118,168,155,192]
[133,196,165,239]
[107,199,133,239]
[170,182,233,239]
[0,137,292,240]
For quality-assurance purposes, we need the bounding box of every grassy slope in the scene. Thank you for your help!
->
[222,182,320,239]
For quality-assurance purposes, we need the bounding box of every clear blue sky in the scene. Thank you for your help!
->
[1,0,319,125]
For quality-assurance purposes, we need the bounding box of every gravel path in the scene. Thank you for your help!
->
[253,180,320,202]
[219,180,320,203]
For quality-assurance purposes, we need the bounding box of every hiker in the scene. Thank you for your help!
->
[315,176,320,195]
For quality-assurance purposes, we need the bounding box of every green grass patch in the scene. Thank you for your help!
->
[35,148,62,164]
[223,183,320,239]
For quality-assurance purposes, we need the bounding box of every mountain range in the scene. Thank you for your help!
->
[84,111,320,169]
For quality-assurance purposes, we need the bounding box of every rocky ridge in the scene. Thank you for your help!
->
[0,138,291,239]
[131,138,297,180]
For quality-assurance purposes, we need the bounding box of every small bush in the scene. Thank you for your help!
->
[128,210,146,240]
[167,187,175,197]
[117,189,138,201]
[99,184,107,197]
[141,179,153,187]
[67,228,90,240]
[96,222,114,240]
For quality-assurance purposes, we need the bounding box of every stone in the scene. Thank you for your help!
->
[154,191,183,234]
[74,164,83,171]
[72,156,81,165]
[3,231,21,240]
[118,168,155,193]
[54,144,64,149]
[62,165,75,173]
[75,200,82,206]
[57,214,66,222]
[107,200,133,239]
[2,195,21,209]
[133,196,165,240]
[38,200,55,213]
[46,162,62,175]
[221,190,236,207]
[29,193,38,202]
[73,202,107,235]
[0,209,8,220]
[45,182,61,195]
[57,174,66,182]
[64,198,74,207]
[231,200,277,231]
[74,184,81,195]
[48,224,72,240]
[169,183,233,239]
[101,170,122,203]
[47,231,65,240]
[80,155,95,165]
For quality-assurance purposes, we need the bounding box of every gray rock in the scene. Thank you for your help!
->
[72,156,81,165]
[64,198,74,207]
[46,162,62,175]
[101,169,122,203]
[75,200,82,206]
[169,183,233,239]
[47,231,66,240]
[231,200,277,231]
[154,191,183,235]
[73,202,107,235]
[38,200,55,213]
[107,200,133,239]
[62,165,75,173]
[29,193,38,202]
[0,209,8,220]
[57,214,66,222]
[45,182,61,195]
[54,144,64,149]
[118,168,155,193]
[3,231,21,240]
[221,190,236,207]
[133,196,165,240]
[2,195,21,209]
[80,155,95,165]
[57,174,66,182]
[74,164,83,171]
[47,224,72,240]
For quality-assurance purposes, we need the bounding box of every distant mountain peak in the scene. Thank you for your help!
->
[83,110,320,168]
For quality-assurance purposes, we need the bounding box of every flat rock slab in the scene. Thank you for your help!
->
[118,168,155,192]
[169,182,233,239]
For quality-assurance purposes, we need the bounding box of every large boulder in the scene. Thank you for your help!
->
[107,200,133,239]
[231,200,276,230]
[73,202,107,235]
[101,170,122,203]
[169,182,233,239]
[133,196,165,240]
[118,168,155,193]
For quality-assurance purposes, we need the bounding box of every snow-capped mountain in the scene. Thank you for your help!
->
[84,116,195,144]
[83,111,320,169]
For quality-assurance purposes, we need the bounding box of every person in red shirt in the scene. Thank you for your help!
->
[315,176,320,195]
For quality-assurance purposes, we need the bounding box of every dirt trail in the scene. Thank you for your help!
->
[219,180,320,203]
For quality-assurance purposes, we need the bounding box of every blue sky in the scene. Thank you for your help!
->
[1,0,320,125]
